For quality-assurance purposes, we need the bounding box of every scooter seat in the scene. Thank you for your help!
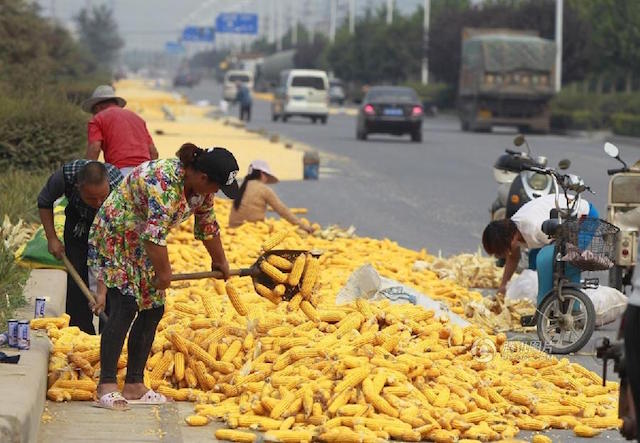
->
[542,219,560,237]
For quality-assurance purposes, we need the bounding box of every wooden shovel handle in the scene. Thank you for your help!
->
[171,268,253,281]
[61,254,108,323]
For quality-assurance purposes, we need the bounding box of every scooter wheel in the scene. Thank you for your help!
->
[536,287,596,355]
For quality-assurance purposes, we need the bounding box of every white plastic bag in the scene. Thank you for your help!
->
[505,269,538,304]
[585,285,628,327]
[335,264,469,326]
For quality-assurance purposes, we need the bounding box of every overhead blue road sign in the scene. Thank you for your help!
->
[165,41,185,54]
[215,13,258,34]
[182,26,215,42]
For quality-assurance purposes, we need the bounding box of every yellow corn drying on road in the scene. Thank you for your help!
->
[33,199,620,441]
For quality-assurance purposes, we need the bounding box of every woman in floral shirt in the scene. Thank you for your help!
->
[88,143,239,409]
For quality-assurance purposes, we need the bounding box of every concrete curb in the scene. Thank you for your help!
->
[0,269,66,443]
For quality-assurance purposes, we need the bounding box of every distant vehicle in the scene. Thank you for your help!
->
[458,28,556,133]
[173,71,198,88]
[356,86,423,142]
[255,50,296,92]
[271,69,329,124]
[223,70,254,101]
[329,79,346,105]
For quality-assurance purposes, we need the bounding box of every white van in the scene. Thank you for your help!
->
[271,69,329,124]
[223,70,254,101]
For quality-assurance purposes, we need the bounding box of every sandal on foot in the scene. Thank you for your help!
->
[127,389,170,405]
[93,391,130,410]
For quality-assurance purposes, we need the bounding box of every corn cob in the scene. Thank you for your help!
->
[362,377,399,417]
[287,293,302,310]
[167,331,190,356]
[54,379,97,392]
[68,353,94,376]
[261,230,289,251]
[263,429,314,443]
[287,254,306,286]
[581,416,623,429]
[273,284,286,297]
[532,435,552,443]
[68,389,95,401]
[254,283,282,305]
[269,391,296,419]
[334,366,369,394]
[215,429,257,443]
[574,424,601,437]
[185,415,209,426]
[260,261,288,284]
[226,282,248,316]
[150,350,174,380]
[300,256,319,299]
[174,352,185,382]
[222,340,242,362]
[47,387,71,402]
[300,300,319,322]
[267,255,293,271]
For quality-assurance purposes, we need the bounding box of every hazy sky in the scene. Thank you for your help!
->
[36,0,427,51]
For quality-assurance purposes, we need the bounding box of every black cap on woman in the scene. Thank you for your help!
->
[177,143,240,198]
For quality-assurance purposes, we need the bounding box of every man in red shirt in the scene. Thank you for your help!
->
[83,85,159,175]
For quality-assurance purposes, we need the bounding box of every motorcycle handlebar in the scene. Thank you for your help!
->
[608,168,628,175]
[505,149,520,155]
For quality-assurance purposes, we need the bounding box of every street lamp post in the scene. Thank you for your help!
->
[421,0,430,85]
[329,0,337,43]
[386,0,393,25]
[349,0,356,35]
[555,0,563,92]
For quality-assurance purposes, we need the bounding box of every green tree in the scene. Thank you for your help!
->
[577,0,640,92]
[75,4,124,68]
[0,0,98,90]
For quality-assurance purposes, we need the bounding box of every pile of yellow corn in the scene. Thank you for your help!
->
[32,199,621,441]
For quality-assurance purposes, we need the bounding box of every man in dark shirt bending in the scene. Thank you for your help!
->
[37,160,122,334]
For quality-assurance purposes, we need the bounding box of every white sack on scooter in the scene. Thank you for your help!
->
[585,286,628,327]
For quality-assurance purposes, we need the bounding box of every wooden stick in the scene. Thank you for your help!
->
[61,254,108,323]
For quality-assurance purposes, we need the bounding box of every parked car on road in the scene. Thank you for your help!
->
[223,70,254,101]
[272,69,329,124]
[356,86,423,142]
[329,79,346,105]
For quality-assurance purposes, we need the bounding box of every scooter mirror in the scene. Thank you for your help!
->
[604,142,620,158]
[558,159,571,170]
[513,134,525,147]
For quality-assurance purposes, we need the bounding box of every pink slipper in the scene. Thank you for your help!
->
[127,389,170,405]
[93,391,130,410]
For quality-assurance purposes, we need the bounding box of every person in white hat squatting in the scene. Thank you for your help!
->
[229,159,314,233]
[82,85,159,175]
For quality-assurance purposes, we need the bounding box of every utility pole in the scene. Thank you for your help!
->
[555,0,563,92]
[329,0,337,43]
[292,0,298,46]
[349,0,356,34]
[386,0,393,25]
[269,0,276,44]
[276,0,283,51]
[421,0,430,85]
[308,0,315,43]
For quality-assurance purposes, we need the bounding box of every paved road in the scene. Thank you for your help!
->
[184,80,628,258]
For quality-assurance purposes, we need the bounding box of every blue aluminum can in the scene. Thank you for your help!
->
[7,319,18,348]
[17,320,30,350]
[35,297,46,318]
